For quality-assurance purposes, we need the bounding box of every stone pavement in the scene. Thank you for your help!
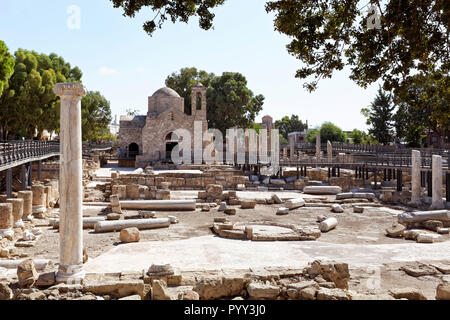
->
[84,235,450,274]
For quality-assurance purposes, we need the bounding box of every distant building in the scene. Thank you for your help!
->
[288,131,307,144]
[261,115,274,131]
[119,84,208,167]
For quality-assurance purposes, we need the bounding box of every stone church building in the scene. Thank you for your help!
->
[119,83,208,167]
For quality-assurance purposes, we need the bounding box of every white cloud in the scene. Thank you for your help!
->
[136,66,145,73]
[99,67,119,75]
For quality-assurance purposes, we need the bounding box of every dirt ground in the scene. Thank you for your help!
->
[19,198,449,259]
[6,187,449,299]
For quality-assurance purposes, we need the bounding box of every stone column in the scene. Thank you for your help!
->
[17,191,33,221]
[409,150,421,207]
[430,155,444,210]
[31,185,46,218]
[44,185,51,208]
[0,203,14,237]
[53,82,86,284]
[283,148,287,161]
[316,133,321,159]
[327,141,332,163]
[289,135,294,160]
[6,198,24,228]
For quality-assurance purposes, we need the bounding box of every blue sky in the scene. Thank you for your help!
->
[0,0,379,131]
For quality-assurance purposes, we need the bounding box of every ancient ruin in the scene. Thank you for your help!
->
[118,84,208,168]
[1,101,449,301]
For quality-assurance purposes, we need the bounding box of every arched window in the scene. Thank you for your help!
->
[196,92,202,110]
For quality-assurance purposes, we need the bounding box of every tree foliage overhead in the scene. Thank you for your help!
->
[166,68,265,134]
[110,0,226,36]
[275,115,308,140]
[265,1,449,93]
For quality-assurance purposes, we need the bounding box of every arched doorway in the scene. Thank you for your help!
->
[128,143,139,159]
[165,132,178,162]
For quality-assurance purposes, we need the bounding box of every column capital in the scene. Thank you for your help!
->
[53,82,86,97]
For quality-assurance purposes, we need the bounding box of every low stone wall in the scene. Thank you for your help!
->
[112,172,250,190]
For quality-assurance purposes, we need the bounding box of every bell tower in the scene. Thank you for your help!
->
[191,82,207,121]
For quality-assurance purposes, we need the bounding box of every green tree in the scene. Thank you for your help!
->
[363,87,395,145]
[0,46,89,139]
[306,123,346,143]
[306,128,319,144]
[110,0,226,36]
[275,115,308,140]
[0,40,15,97]
[0,40,15,139]
[320,122,346,143]
[349,129,364,144]
[207,72,264,134]
[165,67,215,115]
[166,68,264,134]
[81,91,113,141]
[265,1,449,92]
[393,73,449,147]
[112,1,448,126]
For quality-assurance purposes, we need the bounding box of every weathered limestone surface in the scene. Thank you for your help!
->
[119,200,195,211]
[120,228,140,243]
[315,133,321,159]
[304,186,342,195]
[319,218,338,232]
[17,259,38,288]
[0,203,13,237]
[398,210,450,225]
[389,288,427,300]
[31,185,46,217]
[240,200,256,209]
[53,82,86,284]
[327,141,332,163]
[50,217,106,229]
[430,155,444,210]
[436,283,450,300]
[17,191,33,221]
[94,218,171,233]
[409,150,421,206]
[247,282,280,299]
[285,198,305,210]
[6,198,24,227]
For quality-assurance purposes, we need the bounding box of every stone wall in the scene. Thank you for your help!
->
[112,171,250,190]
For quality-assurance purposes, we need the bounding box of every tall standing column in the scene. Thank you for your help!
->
[409,150,421,207]
[327,141,332,163]
[315,133,321,160]
[430,155,444,210]
[53,82,86,284]
[289,135,294,160]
